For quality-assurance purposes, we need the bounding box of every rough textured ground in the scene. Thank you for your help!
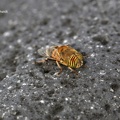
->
[0,0,120,120]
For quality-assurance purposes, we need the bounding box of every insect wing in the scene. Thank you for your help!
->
[38,47,47,57]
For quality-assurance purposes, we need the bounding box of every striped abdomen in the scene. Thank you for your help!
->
[68,54,83,68]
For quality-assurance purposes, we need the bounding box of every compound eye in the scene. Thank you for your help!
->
[76,60,83,68]
[81,60,83,66]
[76,62,80,68]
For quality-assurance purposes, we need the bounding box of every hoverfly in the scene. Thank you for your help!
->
[36,45,84,75]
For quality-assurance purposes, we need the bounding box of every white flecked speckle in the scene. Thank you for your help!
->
[91,53,95,57]
[117,69,120,72]
[17,39,22,43]
[25,117,29,120]
[110,88,114,92]
[40,100,45,104]
[100,70,106,75]
[27,54,35,61]
[7,86,12,90]
[8,45,14,49]
[3,31,12,37]
[22,83,27,86]
[21,64,28,69]
[73,35,78,39]
[90,104,95,109]
[27,46,33,50]
[65,98,69,101]
[63,39,68,43]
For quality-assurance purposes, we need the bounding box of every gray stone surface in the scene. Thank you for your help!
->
[0,0,120,120]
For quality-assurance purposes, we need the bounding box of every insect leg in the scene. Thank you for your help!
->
[68,67,78,75]
[56,61,62,75]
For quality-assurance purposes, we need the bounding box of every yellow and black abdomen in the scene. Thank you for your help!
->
[68,54,81,68]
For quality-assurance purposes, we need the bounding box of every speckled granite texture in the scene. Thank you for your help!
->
[0,0,120,120]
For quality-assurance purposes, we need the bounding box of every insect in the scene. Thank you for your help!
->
[36,45,84,75]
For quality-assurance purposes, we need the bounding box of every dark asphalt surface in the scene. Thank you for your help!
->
[0,0,120,120]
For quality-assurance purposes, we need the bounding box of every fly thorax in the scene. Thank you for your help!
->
[46,46,55,57]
